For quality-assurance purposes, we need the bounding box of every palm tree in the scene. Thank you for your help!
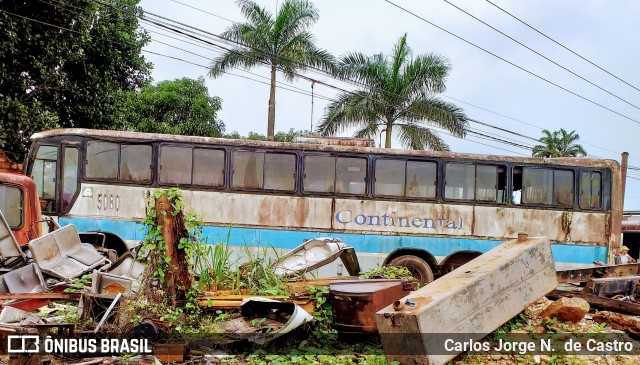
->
[532,128,586,157]
[209,0,334,140]
[316,34,468,150]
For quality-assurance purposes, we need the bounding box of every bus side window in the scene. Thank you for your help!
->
[304,155,335,193]
[232,150,264,190]
[0,185,23,228]
[86,141,118,180]
[160,146,192,185]
[522,167,574,207]
[580,171,601,209]
[406,161,437,198]
[512,167,523,204]
[193,149,225,187]
[554,170,574,207]
[62,147,79,212]
[264,153,295,191]
[120,145,152,182]
[375,159,405,197]
[31,145,58,212]
[336,157,366,195]
[445,163,475,200]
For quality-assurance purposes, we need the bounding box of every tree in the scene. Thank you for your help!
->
[122,77,225,137]
[0,0,151,161]
[224,128,311,142]
[532,128,587,157]
[209,0,334,140]
[316,34,468,150]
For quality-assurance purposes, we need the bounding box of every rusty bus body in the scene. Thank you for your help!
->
[24,129,622,283]
[0,171,43,244]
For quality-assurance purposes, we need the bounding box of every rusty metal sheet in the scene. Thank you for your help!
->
[582,275,640,297]
[330,279,413,333]
[556,263,639,283]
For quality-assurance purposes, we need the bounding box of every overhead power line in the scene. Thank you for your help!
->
[443,0,640,111]
[485,0,640,94]
[382,0,640,126]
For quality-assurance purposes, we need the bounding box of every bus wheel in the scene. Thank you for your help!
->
[388,255,434,287]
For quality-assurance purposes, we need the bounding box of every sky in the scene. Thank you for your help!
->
[138,0,640,210]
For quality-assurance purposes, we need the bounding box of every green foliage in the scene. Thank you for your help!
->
[234,246,287,296]
[209,0,334,139]
[359,265,418,284]
[532,129,587,157]
[316,34,468,150]
[0,0,151,161]
[224,128,312,142]
[63,274,92,293]
[122,77,225,137]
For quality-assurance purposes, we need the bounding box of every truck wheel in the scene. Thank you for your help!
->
[388,255,434,287]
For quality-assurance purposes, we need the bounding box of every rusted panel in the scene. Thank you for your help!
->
[330,279,413,333]
[622,220,640,232]
[582,275,640,297]
[556,263,639,283]
[376,236,557,365]
[185,191,333,229]
[474,206,607,244]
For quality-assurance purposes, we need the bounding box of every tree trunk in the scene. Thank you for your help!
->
[385,123,393,148]
[267,65,277,141]
[155,195,192,306]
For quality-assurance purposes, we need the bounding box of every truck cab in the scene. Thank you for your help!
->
[0,171,43,245]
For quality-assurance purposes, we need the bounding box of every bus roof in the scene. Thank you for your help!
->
[31,128,620,169]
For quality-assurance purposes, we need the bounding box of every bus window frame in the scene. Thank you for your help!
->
[302,152,369,197]
[0,183,25,230]
[230,148,298,193]
[60,145,81,215]
[191,147,227,190]
[520,166,576,208]
[579,169,603,211]
[158,144,195,187]
[443,162,503,203]
[83,140,153,185]
[372,156,439,200]
[31,143,60,214]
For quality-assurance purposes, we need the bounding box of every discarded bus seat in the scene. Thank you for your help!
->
[29,225,108,280]
[0,263,46,294]
[0,211,27,269]
[92,252,145,295]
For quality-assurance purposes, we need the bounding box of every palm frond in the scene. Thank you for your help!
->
[237,0,272,26]
[399,97,468,137]
[397,123,449,151]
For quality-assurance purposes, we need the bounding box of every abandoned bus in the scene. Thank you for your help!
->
[24,129,623,284]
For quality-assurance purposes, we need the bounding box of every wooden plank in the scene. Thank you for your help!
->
[376,235,558,365]
[0,293,79,300]
[547,290,640,316]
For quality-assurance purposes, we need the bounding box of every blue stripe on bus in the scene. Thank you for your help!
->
[60,217,608,264]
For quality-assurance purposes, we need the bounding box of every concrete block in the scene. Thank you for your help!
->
[376,235,558,365]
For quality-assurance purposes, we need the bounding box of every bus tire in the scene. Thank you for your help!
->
[388,255,434,286]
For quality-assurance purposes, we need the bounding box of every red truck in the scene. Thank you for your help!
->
[0,171,43,245]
